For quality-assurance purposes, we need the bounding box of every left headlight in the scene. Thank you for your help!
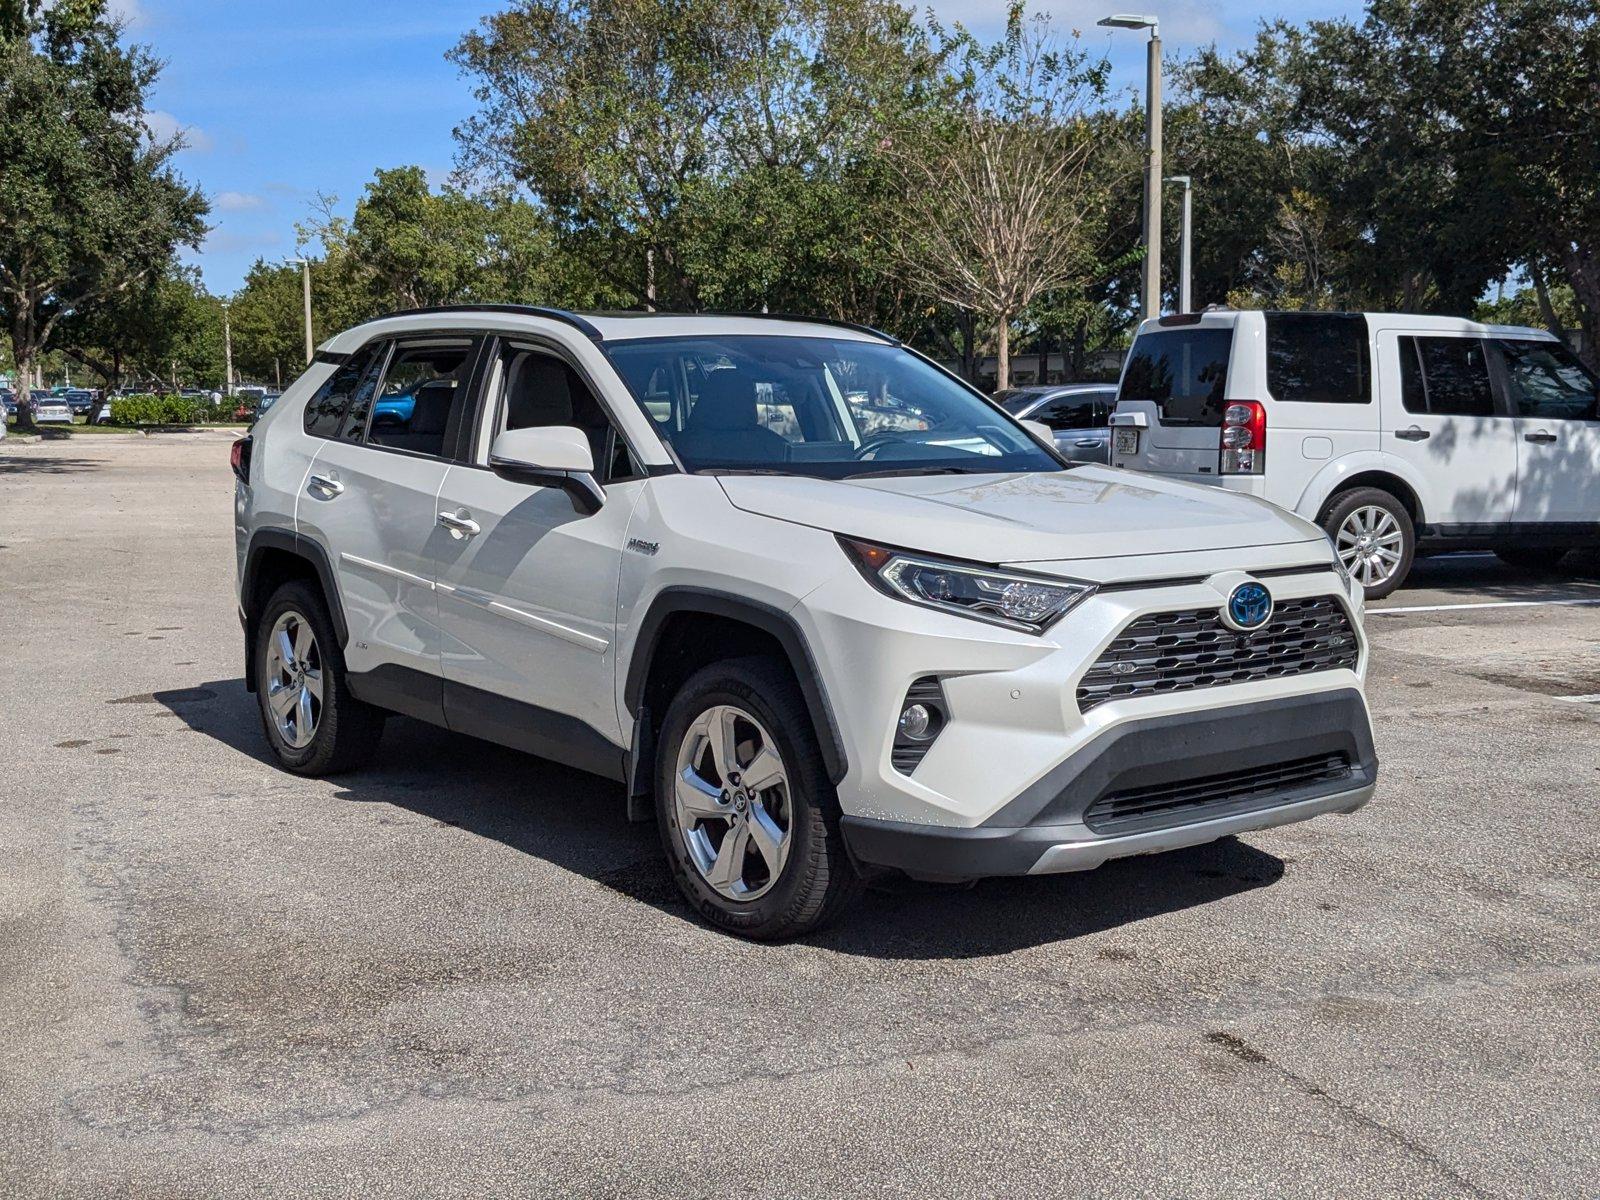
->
[839,537,1095,634]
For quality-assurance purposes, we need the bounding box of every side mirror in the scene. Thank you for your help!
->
[1021,418,1054,445]
[488,426,605,515]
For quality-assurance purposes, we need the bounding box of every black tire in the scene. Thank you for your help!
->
[655,656,862,940]
[254,580,385,774]
[1321,487,1415,601]
[1495,547,1570,573]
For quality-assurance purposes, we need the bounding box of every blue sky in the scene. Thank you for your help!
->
[123,0,1364,295]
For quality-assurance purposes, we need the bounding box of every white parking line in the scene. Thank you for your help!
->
[1369,598,1600,615]
[1555,693,1600,704]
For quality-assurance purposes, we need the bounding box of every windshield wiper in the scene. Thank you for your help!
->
[844,465,987,479]
[699,467,801,477]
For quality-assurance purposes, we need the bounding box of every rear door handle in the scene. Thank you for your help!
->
[1394,427,1431,442]
[1524,430,1558,444]
[437,510,481,538]
[307,473,345,496]
[1073,438,1101,448]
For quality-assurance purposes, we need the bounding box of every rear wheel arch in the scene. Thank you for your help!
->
[1315,470,1424,529]
[241,529,347,691]
[624,589,848,786]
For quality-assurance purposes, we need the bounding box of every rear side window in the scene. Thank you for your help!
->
[303,347,382,439]
[1118,329,1231,426]
[1266,313,1370,404]
[1497,339,1598,421]
[1400,337,1495,417]
[367,339,477,458]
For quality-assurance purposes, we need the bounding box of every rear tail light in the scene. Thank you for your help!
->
[1219,401,1265,475]
[231,435,252,484]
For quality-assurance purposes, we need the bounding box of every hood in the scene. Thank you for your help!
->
[717,467,1322,566]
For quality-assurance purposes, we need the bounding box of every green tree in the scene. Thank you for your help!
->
[449,0,937,310]
[0,0,207,429]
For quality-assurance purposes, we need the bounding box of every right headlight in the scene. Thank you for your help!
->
[1322,527,1356,592]
[839,537,1096,634]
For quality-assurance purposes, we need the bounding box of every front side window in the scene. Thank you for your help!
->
[1400,336,1495,417]
[606,336,1061,478]
[1266,312,1370,404]
[367,339,477,457]
[1497,338,1598,421]
[303,346,382,439]
[491,344,636,481]
[1117,328,1232,427]
[1035,393,1103,431]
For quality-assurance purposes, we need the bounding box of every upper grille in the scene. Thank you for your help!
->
[1084,752,1353,835]
[1076,595,1358,714]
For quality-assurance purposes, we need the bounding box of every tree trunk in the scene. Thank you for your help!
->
[1558,246,1600,372]
[14,352,36,432]
[1528,259,1571,347]
[995,315,1011,393]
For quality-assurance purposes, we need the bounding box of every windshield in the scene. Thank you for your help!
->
[606,335,1063,479]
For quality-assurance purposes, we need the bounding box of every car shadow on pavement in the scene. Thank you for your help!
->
[158,679,1286,960]
[0,454,102,475]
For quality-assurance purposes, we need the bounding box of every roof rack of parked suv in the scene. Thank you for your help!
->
[366,304,607,342]
[364,304,899,346]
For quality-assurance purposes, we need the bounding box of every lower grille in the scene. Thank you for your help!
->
[1076,595,1358,713]
[1084,752,1353,835]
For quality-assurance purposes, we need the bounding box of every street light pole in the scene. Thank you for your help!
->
[1099,14,1163,321]
[290,257,314,364]
[222,301,234,397]
[1166,174,1192,313]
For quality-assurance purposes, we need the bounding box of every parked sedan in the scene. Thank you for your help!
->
[995,384,1119,462]
[31,392,74,424]
[63,388,96,415]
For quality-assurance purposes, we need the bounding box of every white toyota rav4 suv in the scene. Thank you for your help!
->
[234,307,1377,938]
[1109,310,1600,597]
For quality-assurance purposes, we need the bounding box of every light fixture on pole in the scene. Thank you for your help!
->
[289,257,314,364]
[1098,13,1162,322]
[1165,174,1192,313]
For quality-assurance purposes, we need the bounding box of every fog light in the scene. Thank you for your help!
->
[899,703,933,740]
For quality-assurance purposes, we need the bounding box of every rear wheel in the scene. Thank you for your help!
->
[655,657,861,939]
[255,580,385,774]
[1495,547,1570,572]
[1323,488,1415,600]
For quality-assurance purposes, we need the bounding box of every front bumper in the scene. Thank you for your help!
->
[840,689,1376,878]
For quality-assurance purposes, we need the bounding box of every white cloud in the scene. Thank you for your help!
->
[146,110,215,153]
[215,191,265,212]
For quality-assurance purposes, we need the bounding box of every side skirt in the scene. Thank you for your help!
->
[347,664,627,784]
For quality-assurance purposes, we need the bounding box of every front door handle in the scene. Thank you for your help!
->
[1524,430,1558,444]
[1394,427,1431,442]
[437,510,481,539]
[307,473,345,496]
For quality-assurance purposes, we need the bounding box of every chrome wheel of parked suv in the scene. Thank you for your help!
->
[265,610,322,749]
[673,703,793,901]
[254,580,385,775]
[656,657,860,939]
[1324,488,1415,600]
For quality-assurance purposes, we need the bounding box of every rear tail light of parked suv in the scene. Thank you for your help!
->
[1220,401,1266,475]
[231,435,252,484]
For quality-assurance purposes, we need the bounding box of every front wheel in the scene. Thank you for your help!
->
[1323,488,1415,601]
[655,657,861,940]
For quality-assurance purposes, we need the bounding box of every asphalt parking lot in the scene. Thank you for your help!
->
[2,434,1597,1199]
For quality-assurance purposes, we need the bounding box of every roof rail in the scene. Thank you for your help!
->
[710,311,900,345]
[364,304,605,342]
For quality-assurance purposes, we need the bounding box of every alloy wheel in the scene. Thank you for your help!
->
[1336,505,1405,589]
[264,610,323,749]
[673,704,792,902]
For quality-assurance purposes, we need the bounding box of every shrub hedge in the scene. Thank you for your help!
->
[107,394,224,426]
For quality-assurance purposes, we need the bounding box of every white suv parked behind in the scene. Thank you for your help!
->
[234,307,1376,938]
[1109,310,1600,597]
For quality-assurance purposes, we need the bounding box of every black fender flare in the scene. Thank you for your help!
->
[624,587,849,785]
[240,527,348,691]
